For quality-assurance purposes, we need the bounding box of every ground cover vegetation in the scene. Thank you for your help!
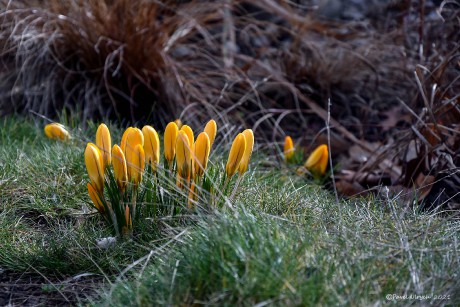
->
[0,0,459,305]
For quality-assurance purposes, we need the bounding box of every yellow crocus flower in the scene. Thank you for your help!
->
[120,127,134,153]
[175,131,192,180]
[305,144,329,177]
[164,122,179,165]
[283,136,294,162]
[174,118,183,129]
[112,144,128,192]
[96,123,111,168]
[180,125,194,147]
[126,144,145,186]
[124,128,144,180]
[204,119,217,148]
[142,125,160,171]
[87,182,105,214]
[226,133,246,179]
[194,132,210,178]
[238,129,254,175]
[44,123,70,141]
[84,143,104,193]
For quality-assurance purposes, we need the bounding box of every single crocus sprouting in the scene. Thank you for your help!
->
[194,132,210,178]
[85,143,104,193]
[87,182,105,214]
[305,144,329,178]
[142,125,160,171]
[112,144,128,192]
[175,131,192,181]
[204,119,217,148]
[164,122,179,166]
[283,136,294,162]
[226,133,246,179]
[238,129,254,175]
[96,123,111,168]
[44,123,70,141]
[127,144,145,186]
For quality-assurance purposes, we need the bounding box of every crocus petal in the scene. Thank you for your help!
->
[174,118,183,129]
[175,131,191,179]
[124,128,144,180]
[112,144,128,192]
[127,144,145,186]
[142,125,160,171]
[87,182,104,214]
[204,119,217,148]
[180,125,194,148]
[85,143,104,192]
[44,123,70,141]
[120,127,134,153]
[164,122,179,164]
[226,133,246,179]
[305,144,328,177]
[283,136,294,162]
[238,129,254,175]
[194,132,210,178]
[96,123,111,168]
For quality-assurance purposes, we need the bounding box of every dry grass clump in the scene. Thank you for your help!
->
[0,0,228,125]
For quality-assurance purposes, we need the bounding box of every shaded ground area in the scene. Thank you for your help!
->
[0,269,104,306]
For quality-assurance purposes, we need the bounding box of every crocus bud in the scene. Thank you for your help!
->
[174,118,183,129]
[96,123,111,168]
[226,133,246,179]
[238,129,254,175]
[44,123,70,141]
[175,131,192,180]
[204,119,217,148]
[305,144,329,177]
[120,127,134,153]
[180,125,194,147]
[194,132,210,178]
[124,128,144,180]
[164,122,179,165]
[87,182,104,214]
[112,144,128,192]
[142,125,160,171]
[127,144,145,186]
[84,143,104,193]
[283,136,294,162]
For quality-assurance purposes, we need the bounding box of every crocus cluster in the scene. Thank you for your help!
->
[283,136,329,178]
[163,119,217,206]
[85,123,148,236]
[84,119,254,237]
